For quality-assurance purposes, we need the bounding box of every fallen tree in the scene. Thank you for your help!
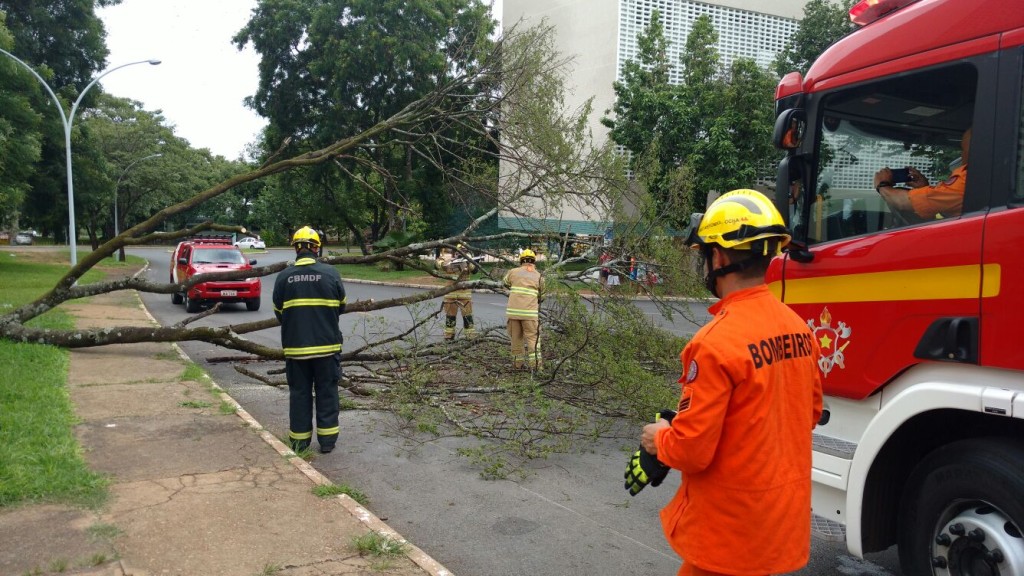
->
[2,25,706,475]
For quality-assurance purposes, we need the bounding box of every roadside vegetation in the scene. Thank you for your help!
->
[0,251,109,507]
[0,0,849,483]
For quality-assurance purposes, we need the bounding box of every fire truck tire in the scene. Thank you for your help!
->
[170,274,184,304]
[185,293,202,313]
[246,298,261,311]
[898,437,1024,576]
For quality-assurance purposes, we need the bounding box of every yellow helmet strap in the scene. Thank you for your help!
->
[702,245,767,298]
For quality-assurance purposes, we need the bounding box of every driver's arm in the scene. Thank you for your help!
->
[876,184,913,212]
[874,168,914,212]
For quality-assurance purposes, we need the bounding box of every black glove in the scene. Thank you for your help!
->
[623,410,676,497]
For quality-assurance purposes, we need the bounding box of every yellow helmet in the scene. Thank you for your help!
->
[687,189,790,256]
[291,226,321,248]
[519,248,537,263]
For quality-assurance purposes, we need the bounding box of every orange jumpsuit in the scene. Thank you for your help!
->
[908,164,966,219]
[654,285,823,575]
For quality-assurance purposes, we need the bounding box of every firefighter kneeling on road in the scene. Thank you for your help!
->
[503,248,544,370]
[436,244,475,340]
[625,190,823,576]
[272,226,347,454]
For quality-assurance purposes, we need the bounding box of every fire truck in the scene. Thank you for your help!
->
[771,0,1024,573]
[170,235,262,313]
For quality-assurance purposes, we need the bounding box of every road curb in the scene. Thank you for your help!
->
[131,287,454,576]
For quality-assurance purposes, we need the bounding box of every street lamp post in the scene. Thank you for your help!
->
[0,48,160,266]
[114,153,163,261]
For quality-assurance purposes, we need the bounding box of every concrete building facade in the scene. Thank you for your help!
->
[499,0,808,235]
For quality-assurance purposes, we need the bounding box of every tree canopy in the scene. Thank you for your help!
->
[234,0,498,248]
[0,0,117,240]
[602,13,777,221]
[0,12,42,234]
[773,0,856,78]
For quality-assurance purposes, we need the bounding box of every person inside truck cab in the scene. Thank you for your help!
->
[873,126,971,221]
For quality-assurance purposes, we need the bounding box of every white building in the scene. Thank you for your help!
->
[499,0,808,237]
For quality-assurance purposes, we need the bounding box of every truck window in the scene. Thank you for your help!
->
[192,248,246,265]
[802,62,977,245]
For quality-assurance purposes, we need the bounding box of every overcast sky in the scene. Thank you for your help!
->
[98,0,503,161]
[98,0,264,160]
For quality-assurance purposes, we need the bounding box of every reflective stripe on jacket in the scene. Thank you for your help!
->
[503,266,543,319]
[272,255,347,359]
[443,288,473,301]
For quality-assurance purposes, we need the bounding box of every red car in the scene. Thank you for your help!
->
[170,237,262,312]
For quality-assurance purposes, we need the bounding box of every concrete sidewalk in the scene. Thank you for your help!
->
[0,289,450,576]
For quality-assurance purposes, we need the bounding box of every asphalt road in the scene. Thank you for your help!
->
[128,246,901,576]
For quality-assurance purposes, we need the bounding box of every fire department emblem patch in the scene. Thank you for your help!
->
[806,306,852,378]
[685,360,698,383]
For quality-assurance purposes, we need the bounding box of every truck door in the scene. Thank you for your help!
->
[978,44,1024,370]
[782,59,994,400]
[175,245,190,285]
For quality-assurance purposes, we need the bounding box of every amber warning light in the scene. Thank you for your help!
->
[849,0,922,25]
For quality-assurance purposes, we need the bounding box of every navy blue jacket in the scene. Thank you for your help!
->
[272,251,346,358]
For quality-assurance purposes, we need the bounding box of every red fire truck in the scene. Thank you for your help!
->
[170,235,262,313]
[771,0,1024,573]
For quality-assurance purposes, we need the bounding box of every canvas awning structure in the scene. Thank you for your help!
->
[496,214,612,236]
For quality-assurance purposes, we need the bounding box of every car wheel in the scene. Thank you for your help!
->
[898,437,1024,576]
[246,298,261,312]
[171,292,183,304]
[185,292,202,313]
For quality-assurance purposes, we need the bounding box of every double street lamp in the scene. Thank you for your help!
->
[0,48,160,266]
[114,153,163,261]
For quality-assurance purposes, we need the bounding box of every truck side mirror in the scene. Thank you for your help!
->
[773,108,806,150]
[177,257,187,265]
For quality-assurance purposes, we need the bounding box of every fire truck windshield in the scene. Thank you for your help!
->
[794,62,977,245]
[192,248,246,265]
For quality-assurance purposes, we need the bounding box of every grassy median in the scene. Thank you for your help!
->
[0,251,135,508]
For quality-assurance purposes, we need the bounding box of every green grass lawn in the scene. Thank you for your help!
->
[0,251,113,508]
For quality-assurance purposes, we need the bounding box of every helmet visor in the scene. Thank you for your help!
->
[683,212,705,248]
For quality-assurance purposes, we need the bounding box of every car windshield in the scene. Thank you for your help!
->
[192,249,245,264]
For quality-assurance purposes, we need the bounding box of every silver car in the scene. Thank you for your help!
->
[234,236,266,250]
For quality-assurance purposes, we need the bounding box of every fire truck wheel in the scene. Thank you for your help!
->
[185,293,202,313]
[246,298,261,312]
[171,292,183,305]
[898,437,1024,576]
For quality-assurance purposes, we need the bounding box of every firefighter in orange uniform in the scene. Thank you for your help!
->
[631,190,823,576]
[874,126,971,219]
[503,249,544,369]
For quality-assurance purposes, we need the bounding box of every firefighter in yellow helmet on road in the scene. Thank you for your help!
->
[503,248,544,369]
[436,244,475,340]
[272,226,347,454]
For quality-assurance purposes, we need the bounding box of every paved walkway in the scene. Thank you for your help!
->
[0,289,450,576]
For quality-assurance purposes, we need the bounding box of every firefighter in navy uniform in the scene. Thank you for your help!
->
[272,226,347,454]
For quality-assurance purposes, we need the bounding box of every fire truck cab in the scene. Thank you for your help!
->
[772,0,1024,573]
